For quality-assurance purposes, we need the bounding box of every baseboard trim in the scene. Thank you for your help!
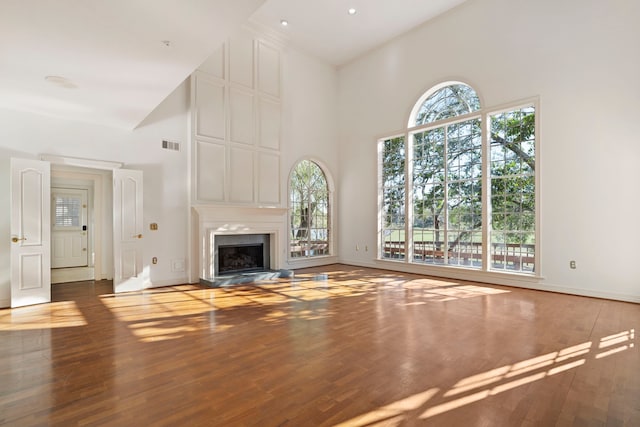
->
[284,255,339,270]
[515,282,640,304]
[147,278,189,288]
[339,258,640,304]
[52,267,94,284]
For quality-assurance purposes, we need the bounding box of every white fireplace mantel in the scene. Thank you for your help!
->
[192,206,288,281]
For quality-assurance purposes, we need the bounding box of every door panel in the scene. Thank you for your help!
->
[51,188,88,268]
[113,169,145,292]
[11,158,51,307]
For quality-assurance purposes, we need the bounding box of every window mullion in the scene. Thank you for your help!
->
[482,113,491,271]
[443,125,449,264]
[406,132,413,264]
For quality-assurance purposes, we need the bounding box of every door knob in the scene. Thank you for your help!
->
[11,237,26,243]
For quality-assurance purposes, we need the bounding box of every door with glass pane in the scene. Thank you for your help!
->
[51,188,88,268]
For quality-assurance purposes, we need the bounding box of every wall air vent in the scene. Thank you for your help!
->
[162,140,180,151]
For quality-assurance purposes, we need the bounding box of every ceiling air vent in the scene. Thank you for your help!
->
[162,140,180,151]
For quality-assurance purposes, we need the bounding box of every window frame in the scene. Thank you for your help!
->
[378,84,540,277]
[288,158,334,261]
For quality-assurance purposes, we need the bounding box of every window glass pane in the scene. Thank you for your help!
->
[290,160,330,258]
[445,118,482,268]
[413,129,446,265]
[54,196,81,228]
[490,107,536,273]
[414,84,480,126]
[381,136,406,260]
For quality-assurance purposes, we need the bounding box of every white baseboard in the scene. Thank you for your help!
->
[338,258,640,304]
[284,255,340,270]
[147,277,189,288]
[52,267,94,284]
[515,282,640,304]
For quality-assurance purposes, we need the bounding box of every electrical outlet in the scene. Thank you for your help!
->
[365,245,368,252]
[152,257,158,265]
[569,260,576,269]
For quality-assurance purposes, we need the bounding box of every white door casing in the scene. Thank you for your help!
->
[10,158,51,307]
[51,188,89,268]
[113,169,145,292]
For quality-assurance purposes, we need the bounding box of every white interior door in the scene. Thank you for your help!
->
[51,188,88,268]
[113,169,145,292]
[10,158,51,307]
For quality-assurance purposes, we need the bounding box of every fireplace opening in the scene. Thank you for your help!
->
[218,243,264,274]
[214,233,271,276]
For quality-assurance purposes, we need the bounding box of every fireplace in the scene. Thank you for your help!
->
[192,206,288,283]
[214,234,270,276]
[218,244,263,274]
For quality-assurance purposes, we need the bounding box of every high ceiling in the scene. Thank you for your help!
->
[249,0,468,67]
[0,0,265,129]
[0,0,467,129]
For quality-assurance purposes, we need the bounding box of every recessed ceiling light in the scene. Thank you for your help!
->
[280,19,289,26]
[348,8,357,15]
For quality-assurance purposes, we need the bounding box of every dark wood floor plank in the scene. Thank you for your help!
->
[1,265,638,426]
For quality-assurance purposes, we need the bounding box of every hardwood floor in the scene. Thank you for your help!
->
[1,264,638,426]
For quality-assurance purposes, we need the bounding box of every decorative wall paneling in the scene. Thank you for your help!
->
[192,32,282,206]
[194,76,225,140]
[195,141,226,202]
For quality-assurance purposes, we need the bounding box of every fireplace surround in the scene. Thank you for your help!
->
[192,206,288,283]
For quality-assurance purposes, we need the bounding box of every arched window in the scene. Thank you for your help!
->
[289,160,330,258]
[380,82,537,274]
[411,83,480,126]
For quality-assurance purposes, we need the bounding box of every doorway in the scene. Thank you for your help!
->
[51,186,92,283]
[50,167,110,285]
[10,156,145,308]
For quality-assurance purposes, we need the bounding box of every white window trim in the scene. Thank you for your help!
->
[378,89,541,277]
[287,157,335,263]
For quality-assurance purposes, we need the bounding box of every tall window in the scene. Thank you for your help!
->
[381,136,406,260]
[489,107,536,272]
[290,160,330,258]
[380,82,537,273]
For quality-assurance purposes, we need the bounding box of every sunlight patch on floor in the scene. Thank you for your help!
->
[333,388,439,427]
[92,270,520,343]
[331,329,636,425]
[596,329,634,359]
[419,329,634,420]
[0,300,87,330]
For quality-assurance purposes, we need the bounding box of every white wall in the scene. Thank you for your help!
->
[280,47,340,268]
[0,26,341,306]
[190,28,340,274]
[0,81,190,306]
[337,0,640,302]
[193,27,340,212]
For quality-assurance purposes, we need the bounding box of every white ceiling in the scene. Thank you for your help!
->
[0,0,466,130]
[0,0,265,129]
[249,0,468,67]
